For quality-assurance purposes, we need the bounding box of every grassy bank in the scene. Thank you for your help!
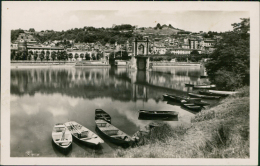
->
[114,86,249,158]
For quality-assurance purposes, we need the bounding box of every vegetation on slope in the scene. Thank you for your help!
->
[205,18,250,90]
[114,86,249,158]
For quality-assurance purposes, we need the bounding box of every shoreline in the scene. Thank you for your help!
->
[114,86,249,158]
[11,61,201,68]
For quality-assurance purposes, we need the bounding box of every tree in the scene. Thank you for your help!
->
[68,53,73,61]
[96,52,102,60]
[40,51,45,61]
[60,51,65,60]
[11,50,16,60]
[51,51,56,61]
[156,23,161,29]
[46,51,50,61]
[57,51,61,60]
[91,53,96,60]
[80,53,84,59]
[34,51,38,61]
[85,53,90,60]
[190,50,199,55]
[205,18,249,90]
[29,28,35,32]
[27,51,33,60]
[75,53,79,60]
[64,51,68,60]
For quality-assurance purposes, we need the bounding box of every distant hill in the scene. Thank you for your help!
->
[135,28,183,36]
[11,24,190,45]
[135,24,188,36]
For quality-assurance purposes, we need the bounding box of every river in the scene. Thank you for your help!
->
[10,66,215,157]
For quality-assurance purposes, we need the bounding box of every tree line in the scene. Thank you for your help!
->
[11,50,105,61]
[205,18,250,90]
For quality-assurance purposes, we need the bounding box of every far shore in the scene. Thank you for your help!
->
[11,61,202,68]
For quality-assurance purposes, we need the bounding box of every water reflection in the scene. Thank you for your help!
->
[11,67,208,100]
[11,66,207,157]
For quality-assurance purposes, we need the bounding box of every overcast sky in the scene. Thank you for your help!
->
[8,10,249,33]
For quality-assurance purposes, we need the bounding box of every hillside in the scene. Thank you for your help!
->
[11,24,188,45]
[135,27,183,36]
[114,86,249,158]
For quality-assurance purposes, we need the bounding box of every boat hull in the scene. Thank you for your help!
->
[138,114,178,121]
[51,123,73,153]
[188,93,221,99]
[199,91,228,97]
[139,110,178,117]
[185,83,194,87]
[208,90,238,95]
[95,126,130,146]
[163,94,182,103]
[95,119,132,147]
[193,85,216,89]
[182,104,202,111]
[52,139,72,154]
[64,121,104,147]
[95,109,111,123]
[71,134,102,147]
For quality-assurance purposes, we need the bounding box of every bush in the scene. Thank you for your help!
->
[213,70,244,90]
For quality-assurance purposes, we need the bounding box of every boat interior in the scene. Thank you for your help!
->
[96,120,129,140]
[52,127,71,146]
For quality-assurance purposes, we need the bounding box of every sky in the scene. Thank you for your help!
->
[6,10,249,33]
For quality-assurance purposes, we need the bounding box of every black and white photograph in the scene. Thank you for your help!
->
[1,1,259,165]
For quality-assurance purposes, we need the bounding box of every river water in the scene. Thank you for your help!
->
[10,66,215,157]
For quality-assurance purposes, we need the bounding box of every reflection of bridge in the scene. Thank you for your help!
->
[11,67,206,102]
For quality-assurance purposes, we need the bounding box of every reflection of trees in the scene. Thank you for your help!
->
[11,67,203,102]
[11,68,133,101]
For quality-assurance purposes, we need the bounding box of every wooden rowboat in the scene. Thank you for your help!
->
[163,94,182,102]
[182,103,202,111]
[52,123,73,151]
[188,93,221,99]
[199,91,229,97]
[163,94,201,102]
[138,114,178,121]
[181,100,210,106]
[193,84,216,89]
[208,90,239,95]
[139,110,178,117]
[185,83,195,87]
[64,121,104,146]
[95,119,134,146]
[95,109,111,123]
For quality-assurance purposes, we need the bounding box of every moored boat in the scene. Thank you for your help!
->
[64,121,104,146]
[95,109,111,123]
[199,91,229,97]
[182,97,202,102]
[138,114,178,121]
[185,83,195,87]
[163,94,202,102]
[163,94,185,103]
[188,93,221,99]
[95,119,134,146]
[181,100,210,106]
[139,110,179,117]
[208,90,239,95]
[193,84,216,89]
[200,75,208,78]
[182,103,202,111]
[52,123,73,151]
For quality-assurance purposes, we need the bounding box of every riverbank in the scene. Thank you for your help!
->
[152,62,201,66]
[11,61,201,67]
[114,86,249,158]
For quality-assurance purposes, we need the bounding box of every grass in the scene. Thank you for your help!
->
[114,86,250,158]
